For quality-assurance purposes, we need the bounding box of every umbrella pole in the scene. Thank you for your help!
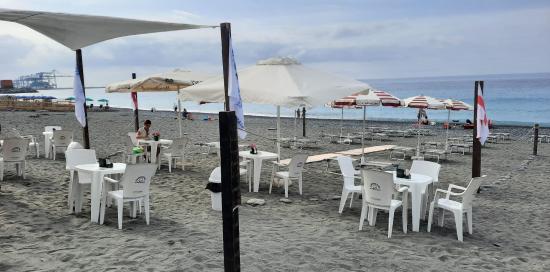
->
[361,106,366,164]
[340,108,343,138]
[293,109,297,141]
[277,105,281,161]
[445,109,450,150]
[177,90,183,137]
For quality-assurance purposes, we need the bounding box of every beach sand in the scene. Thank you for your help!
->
[1,110,549,271]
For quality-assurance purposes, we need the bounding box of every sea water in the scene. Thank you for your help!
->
[13,72,550,126]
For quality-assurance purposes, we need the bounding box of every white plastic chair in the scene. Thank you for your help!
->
[45,126,62,133]
[410,160,441,218]
[65,149,97,213]
[269,154,308,198]
[44,126,62,158]
[336,156,362,213]
[125,133,143,164]
[0,138,29,181]
[160,138,188,172]
[22,135,40,158]
[101,164,157,229]
[427,175,486,242]
[359,170,408,238]
[50,130,73,160]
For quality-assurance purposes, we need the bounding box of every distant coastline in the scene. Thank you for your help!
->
[0,88,37,94]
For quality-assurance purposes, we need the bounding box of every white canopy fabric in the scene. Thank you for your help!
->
[105,69,213,93]
[179,57,371,108]
[403,95,446,109]
[0,8,214,50]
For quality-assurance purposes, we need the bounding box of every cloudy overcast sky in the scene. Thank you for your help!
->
[0,0,549,86]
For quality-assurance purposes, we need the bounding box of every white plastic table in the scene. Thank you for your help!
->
[206,142,249,156]
[239,151,279,192]
[74,163,126,223]
[138,139,173,163]
[390,172,433,232]
[42,131,53,158]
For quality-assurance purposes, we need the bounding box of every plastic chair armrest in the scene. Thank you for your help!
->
[103,176,119,184]
[396,186,409,193]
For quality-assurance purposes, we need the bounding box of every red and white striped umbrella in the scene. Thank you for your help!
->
[330,90,401,108]
[404,95,446,109]
[442,99,473,111]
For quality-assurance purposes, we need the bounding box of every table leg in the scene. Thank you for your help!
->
[253,159,263,192]
[90,172,102,223]
[43,135,50,159]
[411,190,421,232]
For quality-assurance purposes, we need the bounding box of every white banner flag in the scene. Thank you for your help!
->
[476,84,489,144]
[73,66,87,127]
[228,36,246,139]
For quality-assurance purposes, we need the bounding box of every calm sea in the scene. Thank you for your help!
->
[9,72,550,126]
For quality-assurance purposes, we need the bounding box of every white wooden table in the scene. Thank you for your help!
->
[138,139,173,163]
[389,172,433,232]
[74,163,126,223]
[239,151,279,192]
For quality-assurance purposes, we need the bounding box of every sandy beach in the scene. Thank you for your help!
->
[1,109,549,271]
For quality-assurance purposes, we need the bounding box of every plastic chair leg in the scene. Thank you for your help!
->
[298,175,302,195]
[453,211,463,242]
[338,189,349,214]
[427,203,435,232]
[117,199,123,229]
[284,178,289,198]
[144,196,150,225]
[388,208,395,238]
[467,209,473,234]
[438,210,445,227]
[349,192,354,208]
[359,202,367,230]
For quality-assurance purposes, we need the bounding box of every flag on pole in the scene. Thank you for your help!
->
[228,36,246,139]
[131,92,138,110]
[476,84,489,144]
[73,65,86,127]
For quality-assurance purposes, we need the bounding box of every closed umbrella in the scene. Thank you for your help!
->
[106,69,212,137]
[403,95,446,158]
[85,97,94,102]
[180,57,372,159]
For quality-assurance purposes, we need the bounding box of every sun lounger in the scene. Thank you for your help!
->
[335,145,395,156]
[449,143,473,155]
[278,153,340,166]
[423,149,448,163]
[389,146,416,160]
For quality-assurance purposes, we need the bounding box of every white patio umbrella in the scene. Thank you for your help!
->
[106,69,212,136]
[180,57,372,159]
[403,95,446,158]
[441,99,473,149]
[331,90,401,162]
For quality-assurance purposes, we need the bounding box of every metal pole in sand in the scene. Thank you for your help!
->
[219,22,241,272]
[75,49,90,149]
[472,80,483,178]
[131,73,139,132]
[533,123,539,156]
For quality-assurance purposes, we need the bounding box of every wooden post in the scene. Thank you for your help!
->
[533,123,539,155]
[219,22,241,272]
[302,107,306,137]
[472,81,483,179]
[75,49,90,149]
[132,73,139,132]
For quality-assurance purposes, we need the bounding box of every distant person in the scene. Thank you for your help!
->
[296,109,301,119]
[466,119,472,124]
[99,104,103,109]
[182,108,189,119]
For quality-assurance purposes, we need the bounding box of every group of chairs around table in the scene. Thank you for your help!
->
[66,148,158,229]
[336,156,485,241]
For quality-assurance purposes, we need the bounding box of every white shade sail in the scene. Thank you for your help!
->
[0,8,215,50]
[179,57,371,108]
[442,99,473,111]
[105,69,213,93]
[403,95,446,109]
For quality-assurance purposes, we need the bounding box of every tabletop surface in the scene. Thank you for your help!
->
[75,163,126,172]
[239,150,278,158]
[393,173,433,184]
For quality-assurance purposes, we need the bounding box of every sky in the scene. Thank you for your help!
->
[0,0,549,87]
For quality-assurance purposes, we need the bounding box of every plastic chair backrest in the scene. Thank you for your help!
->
[65,149,97,170]
[120,164,157,198]
[361,169,395,209]
[410,160,441,182]
[21,135,36,144]
[52,130,73,146]
[1,138,29,161]
[127,132,138,146]
[45,126,62,132]
[288,154,308,177]
[461,175,486,208]
[337,156,356,188]
[168,137,188,155]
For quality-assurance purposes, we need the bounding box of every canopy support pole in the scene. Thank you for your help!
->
[361,106,366,164]
[132,73,139,132]
[219,22,241,272]
[293,109,297,141]
[177,90,183,137]
[76,49,90,149]
[340,108,344,138]
[277,105,281,161]
[445,109,450,150]
[472,81,483,179]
